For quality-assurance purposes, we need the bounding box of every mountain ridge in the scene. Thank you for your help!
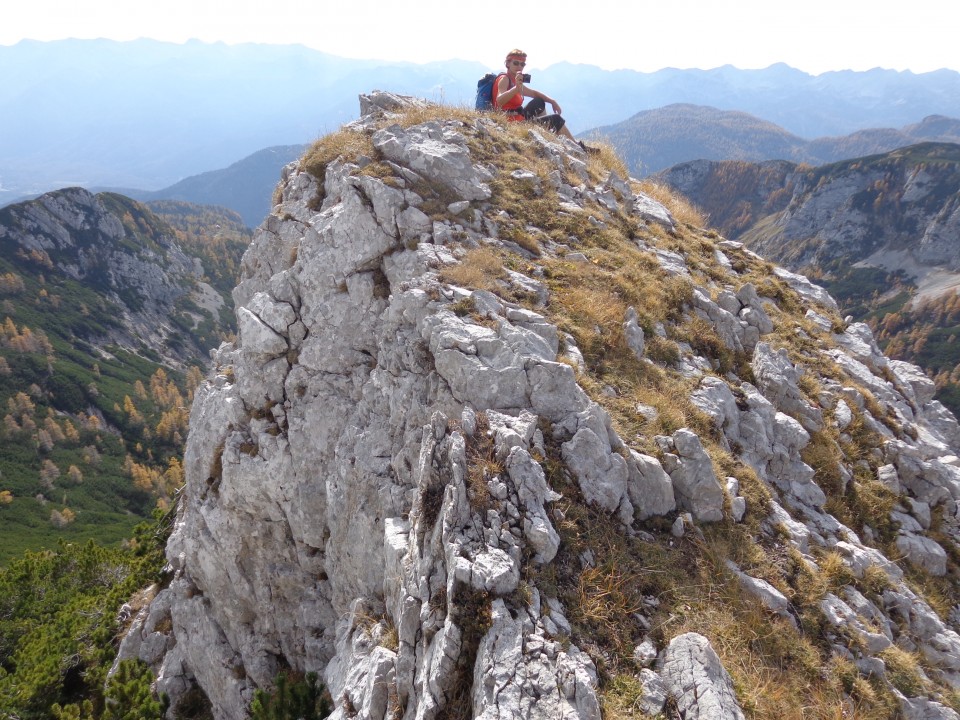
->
[0,188,247,562]
[3,38,960,198]
[590,104,960,175]
[121,144,309,228]
[653,142,960,274]
[110,92,960,720]
[652,141,960,418]
[0,187,228,366]
[23,108,953,232]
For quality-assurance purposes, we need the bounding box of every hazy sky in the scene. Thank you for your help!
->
[2,0,957,76]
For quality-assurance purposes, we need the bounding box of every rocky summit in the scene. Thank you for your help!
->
[116,92,960,720]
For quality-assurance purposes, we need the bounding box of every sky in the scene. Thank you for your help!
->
[1,0,958,76]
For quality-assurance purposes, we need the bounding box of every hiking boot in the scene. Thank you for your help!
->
[578,140,601,155]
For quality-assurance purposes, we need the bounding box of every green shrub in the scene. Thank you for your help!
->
[0,514,169,719]
[250,672,332,720]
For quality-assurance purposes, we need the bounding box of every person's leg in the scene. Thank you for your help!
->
[521,97,546,119]
[536,113,569,136]
[530,112,599,152]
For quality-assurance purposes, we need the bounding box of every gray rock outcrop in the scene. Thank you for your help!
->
[657,633,746,720]
[115,93,960,720]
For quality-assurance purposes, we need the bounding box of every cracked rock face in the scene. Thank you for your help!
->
[115,93,960,720]
[117,98,625,720]
[658,633,746,720]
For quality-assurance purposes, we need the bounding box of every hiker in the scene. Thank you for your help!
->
[493,49,599,153]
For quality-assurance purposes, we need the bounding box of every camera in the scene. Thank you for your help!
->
[521,73,531,83]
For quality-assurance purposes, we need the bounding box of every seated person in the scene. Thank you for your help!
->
[493,48,599,153]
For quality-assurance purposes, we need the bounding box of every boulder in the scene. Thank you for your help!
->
[657,633,746,720]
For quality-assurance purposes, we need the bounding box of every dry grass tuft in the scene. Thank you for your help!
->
[802,430,846,498]
[814,550,856,594]
[554,284,628,348]
[878,646,929,697]
[463,412,501,510]
[632,379,713,442]
[586,141,631,181]
[438,247,507,292]
[575,561,645,640]
[903,563,956,621]
[817,655,899,720]
[302,129,376,180]
[635,180,706,228]
[394,102,479,128]
[859,563,894,597]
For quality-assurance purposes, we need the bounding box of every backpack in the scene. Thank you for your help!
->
[475,72,500,111]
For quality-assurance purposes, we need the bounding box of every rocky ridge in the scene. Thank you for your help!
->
[655,143,960,281]
[117,93,960,719]
[0,187,225,367]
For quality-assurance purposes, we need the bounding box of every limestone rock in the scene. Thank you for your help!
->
[625,449,676,520]
[725,560,795,625]
[655,429,725,522]
[637,668,668,716]
[112,91,960,720]
[373,122,493,202]
[472,600,601,720]
[657,633,746,720]
[752,342,823,432]
[623,306,646,359]
[821,593,892,654]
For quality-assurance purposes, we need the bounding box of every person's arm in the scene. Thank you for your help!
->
[519,81,562,115]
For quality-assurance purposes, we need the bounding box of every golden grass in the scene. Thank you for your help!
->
[302,129,376,180]
[588,523,874,720]
[859,563,895,597]
[555,284,628,344]
[802,430,846,498]
[902,563,956,621]
[437,247,506,291]
[587,142,631,181]
[632,378,714,440]
[649,531,905,720]
[393,102,479,128]
[634,179,706,228]
[878,646,929,697]
[814,550,856,594]
[676,609,832,719]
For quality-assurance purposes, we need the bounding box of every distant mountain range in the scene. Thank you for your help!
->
[588,104,960,175]
[119,144,308,228]
[653,142,960,268]
[2,39,960,199]
[86,105,960,230]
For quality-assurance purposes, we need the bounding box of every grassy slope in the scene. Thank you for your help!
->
[0,198,249,565]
